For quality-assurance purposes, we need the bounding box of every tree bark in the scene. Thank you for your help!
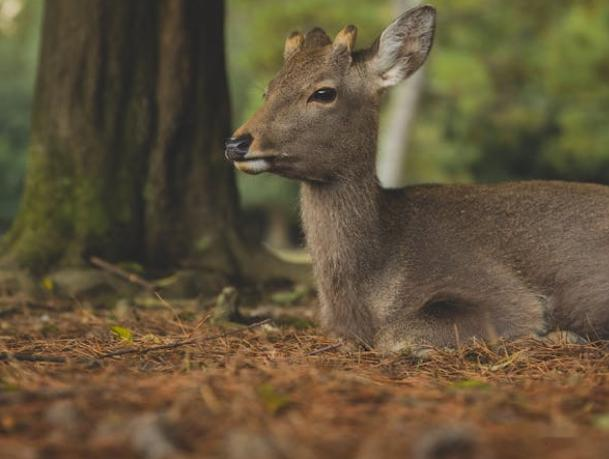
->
[145,0,241,271]
[2,0,241,275]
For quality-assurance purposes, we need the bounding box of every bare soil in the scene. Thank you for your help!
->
[2,294,609,459]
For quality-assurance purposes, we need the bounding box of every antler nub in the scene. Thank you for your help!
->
[284,31,304,61]
[303,27,332,48]
[334,25,358,52]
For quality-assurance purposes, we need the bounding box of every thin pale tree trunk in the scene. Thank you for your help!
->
[376,0,426,189]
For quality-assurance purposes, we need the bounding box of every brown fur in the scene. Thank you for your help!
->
[227,6,609,350]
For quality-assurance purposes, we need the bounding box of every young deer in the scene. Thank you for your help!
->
[225,5,609,351]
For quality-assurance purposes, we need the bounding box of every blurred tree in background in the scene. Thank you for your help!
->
[410,0,609,183]
[1,0,608,247]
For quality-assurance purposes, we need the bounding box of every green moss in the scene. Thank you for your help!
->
[2,145,76,270]
[273,315,315,330]
[1,141,141,272]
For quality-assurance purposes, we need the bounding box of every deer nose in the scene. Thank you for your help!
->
[225,134,252,160]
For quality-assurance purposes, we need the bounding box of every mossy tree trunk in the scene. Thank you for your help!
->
[3,0,244,276]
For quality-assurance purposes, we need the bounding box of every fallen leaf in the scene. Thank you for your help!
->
[41,277,54,291]
[111,325,134,342]
[451,379,491,390]
[593,414,609,430]
[257,383,292,414]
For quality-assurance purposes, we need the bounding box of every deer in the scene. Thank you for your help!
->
[225,5,609,353]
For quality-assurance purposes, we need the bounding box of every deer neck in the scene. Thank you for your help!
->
[299,130,384,343]
[300,163,382,271]
[300,106,382,260]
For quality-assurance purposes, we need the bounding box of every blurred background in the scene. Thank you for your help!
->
[1,0,609,248]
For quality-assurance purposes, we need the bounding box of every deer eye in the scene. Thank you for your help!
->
[308,87,337,104]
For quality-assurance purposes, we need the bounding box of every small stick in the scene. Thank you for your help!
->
[96,318,272,359]
[0,388,75,405]
[0,352,67,363]
[90,256,155,291]
[0,305,20,317]
[89,256,187,334]
[307,342,343,356]
[0,319,272,365]
[0,299,73,312]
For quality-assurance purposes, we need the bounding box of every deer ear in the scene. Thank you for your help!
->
[284,31,304,61]
[369,5,436,88]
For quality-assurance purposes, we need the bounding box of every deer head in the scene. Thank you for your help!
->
[225,5,436,183]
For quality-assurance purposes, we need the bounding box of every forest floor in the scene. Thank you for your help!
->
[2,290,609,459]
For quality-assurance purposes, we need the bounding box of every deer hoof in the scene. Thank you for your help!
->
[541,330,588,345]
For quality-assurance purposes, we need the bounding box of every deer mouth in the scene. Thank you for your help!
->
[233,156,275,174]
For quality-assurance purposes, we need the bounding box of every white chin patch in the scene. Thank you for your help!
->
[235,159,271,175]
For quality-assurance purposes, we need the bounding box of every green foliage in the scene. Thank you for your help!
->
[0,0,41,228]
[409,0,609,183]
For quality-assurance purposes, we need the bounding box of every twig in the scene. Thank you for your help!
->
[0,388,76,405]
[0,319,272,365]
[0,305,20,317]
[90,256,155,291]
[0,352,67,363]
[0,300,74,313]
[307,342,343,356]
[0,296,32,305]
[96,318,272,359]
[89,256,188,334]
[152,291,188,335]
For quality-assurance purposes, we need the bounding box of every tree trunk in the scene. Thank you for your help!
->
[145,0,241,271]
[376,0,426,189]
[2,0,242,276]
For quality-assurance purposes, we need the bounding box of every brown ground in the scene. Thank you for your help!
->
[2,293,609,459]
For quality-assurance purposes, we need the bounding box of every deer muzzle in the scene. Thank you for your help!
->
[224,134,253,161]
